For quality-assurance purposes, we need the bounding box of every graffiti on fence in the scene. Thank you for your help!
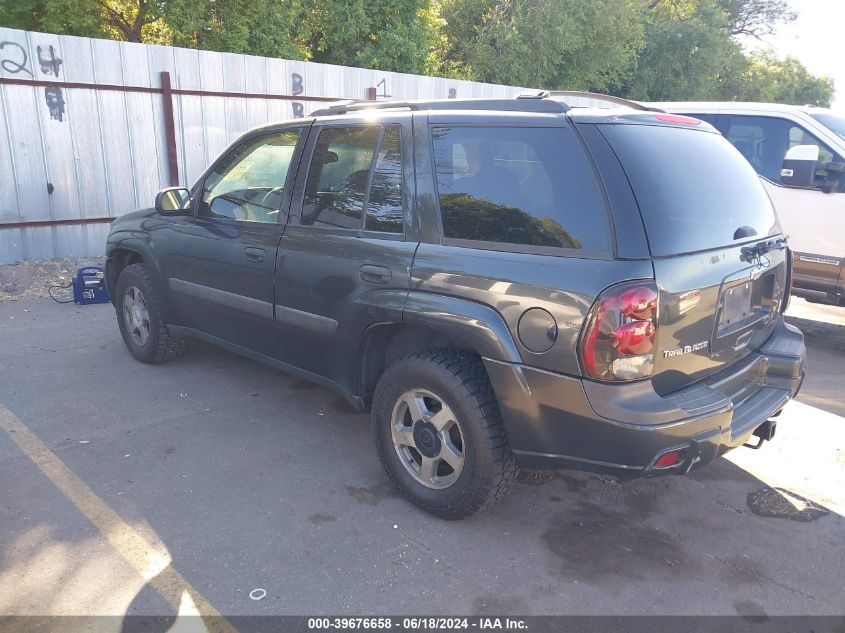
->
[0,41,33,76]
[376,78,391,99]
[36,45,62,77]
[1,40,67,122]
[291,72,304,118]
[44,86,65,121]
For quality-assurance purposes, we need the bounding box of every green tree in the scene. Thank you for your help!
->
[723,50,835,106]
[0,0,108,39]
[297,0,437,73]
[624,0,744,101]
[433,0,644,91]
[163,0,304,59]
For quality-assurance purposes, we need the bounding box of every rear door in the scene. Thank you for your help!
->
[163,125,306,355]
[594,120,788,394]
[272,114,417,395]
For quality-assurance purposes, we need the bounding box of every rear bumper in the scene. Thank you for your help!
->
[485,315,805,477]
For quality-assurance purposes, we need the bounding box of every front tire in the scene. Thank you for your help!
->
[372,349,518,519]
[114,263,186,364]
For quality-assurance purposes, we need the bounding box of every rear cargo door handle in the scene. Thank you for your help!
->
[243,247,265,263]
[359,265,391,284]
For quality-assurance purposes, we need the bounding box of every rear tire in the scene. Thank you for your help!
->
[372,349,518,519]
[114,263,186,364]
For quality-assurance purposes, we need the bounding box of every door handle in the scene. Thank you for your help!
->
[359,264,392,284]
[243,247,265,263]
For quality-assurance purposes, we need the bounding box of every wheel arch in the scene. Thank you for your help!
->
[106,238,177,322]
[358,292,521,407]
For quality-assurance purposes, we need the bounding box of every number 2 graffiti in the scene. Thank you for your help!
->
[0,41,33,76]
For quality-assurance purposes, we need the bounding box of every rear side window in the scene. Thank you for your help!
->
[431,126,609,252]
[302,126,381,229]
[600,124,779,256]
[300,125,404,233]
[366,126,403,233]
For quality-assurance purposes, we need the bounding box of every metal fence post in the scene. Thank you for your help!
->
[160,71,180,187]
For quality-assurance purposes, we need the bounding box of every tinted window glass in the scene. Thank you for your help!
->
[810,113,845,143]
[302,126,380,229]
[200,130,299,222]
[366,126,403,233]
[432,126,609,251]
[682,112,718,125]
[600,124,779,256]
[723,115,842,181]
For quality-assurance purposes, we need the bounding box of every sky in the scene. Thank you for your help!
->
[752,0,845,111]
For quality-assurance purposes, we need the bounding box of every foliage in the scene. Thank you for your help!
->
[433,0,644,92]
[724,50,835,106]
[162,0,304,59]
[623,0,746,101]
[0,0,835,106]
[298,0,437,73]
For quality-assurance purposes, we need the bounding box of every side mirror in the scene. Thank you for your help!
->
[780,144,820,188]
[155,187,191,214]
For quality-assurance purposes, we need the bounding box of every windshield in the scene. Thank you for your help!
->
[811,113,845,143]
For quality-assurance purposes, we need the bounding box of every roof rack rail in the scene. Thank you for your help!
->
[310,100,418,117]
[547,90,663,112]
[516,89,551,99]
[310,96,571,117]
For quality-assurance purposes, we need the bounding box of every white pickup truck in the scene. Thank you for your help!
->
[655,102,845,305]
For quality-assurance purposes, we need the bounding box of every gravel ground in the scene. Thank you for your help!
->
[0,258,105,302]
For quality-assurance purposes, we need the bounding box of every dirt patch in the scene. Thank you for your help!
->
[0,258,104,302]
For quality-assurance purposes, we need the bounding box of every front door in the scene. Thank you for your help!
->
[163,125,307,355]
[273,115,417,395]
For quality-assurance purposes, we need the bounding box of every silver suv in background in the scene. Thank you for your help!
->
[655,102,845,306]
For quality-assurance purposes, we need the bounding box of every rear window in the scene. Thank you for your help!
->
[431,126,609,252]
[599,124,780,256]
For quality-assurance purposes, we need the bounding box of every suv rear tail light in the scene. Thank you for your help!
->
[579,281,659,381]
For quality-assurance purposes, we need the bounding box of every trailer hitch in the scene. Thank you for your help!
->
[744,419,777,450]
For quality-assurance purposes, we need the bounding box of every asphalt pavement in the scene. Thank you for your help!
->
[0,296,843,621]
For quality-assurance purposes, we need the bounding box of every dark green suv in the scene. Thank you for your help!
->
[105,92,806,518]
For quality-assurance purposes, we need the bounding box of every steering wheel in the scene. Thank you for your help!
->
[259,187,285,212]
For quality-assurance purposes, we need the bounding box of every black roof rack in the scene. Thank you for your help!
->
[308,90,660,118]
[310,96,571,117]
[547,90,663,112]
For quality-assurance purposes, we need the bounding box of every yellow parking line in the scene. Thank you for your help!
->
[0,403,238,632]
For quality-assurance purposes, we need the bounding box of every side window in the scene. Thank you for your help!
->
[301,126,381,229]
[365,126,404,233]
[431,126,609,251]
[723,115,840,183]
[200,130,299,222]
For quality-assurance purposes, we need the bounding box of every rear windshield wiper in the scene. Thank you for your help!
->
[740,236,788,263]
